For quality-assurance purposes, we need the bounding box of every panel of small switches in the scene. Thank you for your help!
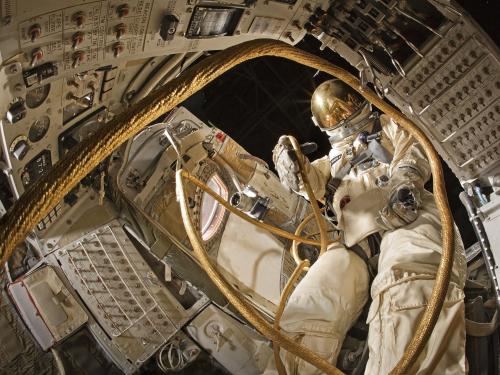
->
[389,21,500,180]
[57,220,183,364]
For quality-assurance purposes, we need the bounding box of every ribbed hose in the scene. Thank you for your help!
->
[291,212,316,269]
[176,169,343,375]
[287,136,329,257]
[0,39,454,374]
[273,259,310,375]
[179,172,326,247]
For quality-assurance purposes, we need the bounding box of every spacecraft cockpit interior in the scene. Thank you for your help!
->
[0,1,498,374]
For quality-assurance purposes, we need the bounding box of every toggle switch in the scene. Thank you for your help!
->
[66,92,92,108]
[112,42,124,58]
[28,24,42,42]
[67,79,80,89]
[11,139,29,160]
[71,31,85,50]
[72,50,85,68]
[292,20,302,30]
[72,11,86,28]
[116,4,130,18]
[30,48,43,67]
[6,101,26,124]
[285,32,295,43]
[114,23,127,40]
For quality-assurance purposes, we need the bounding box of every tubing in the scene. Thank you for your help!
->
[181,171,325,247]
[130,53,187,104]
[273,259,310,375]
[176,169,343,375]
[158,52,204,86]
[291,212,316,269]
[287,136,329,257]
[0,39,454,374]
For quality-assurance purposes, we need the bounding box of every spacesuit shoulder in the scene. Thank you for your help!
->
[311,154,332,174]
[379,113,397,131]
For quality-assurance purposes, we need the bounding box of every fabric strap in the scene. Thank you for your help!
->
[466,310,499,337]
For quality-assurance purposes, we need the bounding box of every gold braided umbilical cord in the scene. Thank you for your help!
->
[288,136,329,256]
[179,170,337,373]
[176,169,344,375]
[0,39,454,374]
[273,259,310,375]
[291,212,316,269]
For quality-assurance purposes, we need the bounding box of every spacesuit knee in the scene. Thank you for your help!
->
[271,245,369,374]
[375,191,466,289]
[365,278,466,375]
[366,192,467,374]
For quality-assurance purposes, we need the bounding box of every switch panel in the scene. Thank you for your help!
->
[384,21,500,181]
[56,219,206,365]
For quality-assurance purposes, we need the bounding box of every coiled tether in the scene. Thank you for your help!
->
[0,39,454,374]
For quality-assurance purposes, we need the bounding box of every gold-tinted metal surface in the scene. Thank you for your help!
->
[0,39,454,375]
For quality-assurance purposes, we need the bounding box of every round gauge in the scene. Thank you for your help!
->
[28,116,50,142]
[25,83,51,108]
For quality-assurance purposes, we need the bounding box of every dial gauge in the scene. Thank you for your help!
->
[28,116,50,142]
[25,83,51,108]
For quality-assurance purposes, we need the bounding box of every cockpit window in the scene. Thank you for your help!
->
[200,174,228,241]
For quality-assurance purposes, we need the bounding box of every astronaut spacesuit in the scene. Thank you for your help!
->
[266,80,467,374]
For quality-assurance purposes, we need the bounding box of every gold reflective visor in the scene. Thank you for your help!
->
[311,80,364,129]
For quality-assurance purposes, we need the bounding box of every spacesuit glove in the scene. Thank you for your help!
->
[377,166,424,231]
[272,136,305,191]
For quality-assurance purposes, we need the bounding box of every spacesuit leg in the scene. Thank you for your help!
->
[263,243,369,375]
[365,193,467,374]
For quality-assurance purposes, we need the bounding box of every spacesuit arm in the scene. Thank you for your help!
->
[297,156,331,201]
[273,136,330,201]
[378,115,432,230]
[383,115,431,184]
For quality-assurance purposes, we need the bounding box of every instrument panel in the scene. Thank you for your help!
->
[1,0,314,76]
[56,219,208,365]
[0,0,328,197]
